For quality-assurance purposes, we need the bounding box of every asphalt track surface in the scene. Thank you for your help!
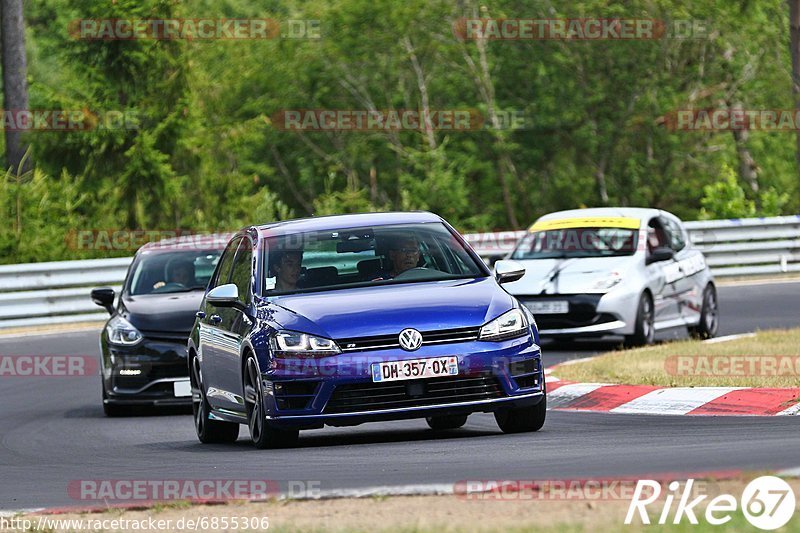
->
[1,281,798,510]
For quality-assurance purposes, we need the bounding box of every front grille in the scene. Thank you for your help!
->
[323,372,505,414]
[337,326,481,353]
[274,381,319,410]
[140,330,191,343]
[534,312,617,330]
[113,362,187,391]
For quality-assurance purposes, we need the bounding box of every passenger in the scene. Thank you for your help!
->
[273,250,303,291]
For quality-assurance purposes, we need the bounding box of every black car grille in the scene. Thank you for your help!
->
[534,312,617,331]
[113,362,187,391]
[508,357,540,390]
[336,326,481,353]
[323,372,505,414]
[274,381,319,410]
[139,330,191,343]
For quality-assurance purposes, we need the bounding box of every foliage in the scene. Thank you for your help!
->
[0,0,798,263]
[700,165,789,219]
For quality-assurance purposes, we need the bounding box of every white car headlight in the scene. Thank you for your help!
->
[479,309,528,341]
[106,315,143,346]
[271,331,341,357]
[592,271,623,290]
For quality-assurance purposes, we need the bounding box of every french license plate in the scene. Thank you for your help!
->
[525,300,569,314]
[173,379,191,397]
[372,356,458,383]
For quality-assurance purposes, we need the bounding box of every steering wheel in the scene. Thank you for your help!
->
[151,281,187,293]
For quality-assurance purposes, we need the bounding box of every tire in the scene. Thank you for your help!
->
[191,356,239,444]
[426,414,468,430]
[244,356,298,449]
[494,396,547,434]
[689,284,719,340]
[625,292,655,347]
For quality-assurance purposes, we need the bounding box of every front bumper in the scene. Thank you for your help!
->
[518,293,635,337]
[260,334,544,428]
[101,334,191,406]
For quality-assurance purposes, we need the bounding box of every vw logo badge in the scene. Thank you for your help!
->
[398,328,423,351]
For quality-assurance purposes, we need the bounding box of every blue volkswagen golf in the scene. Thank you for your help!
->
[188,212,545,448]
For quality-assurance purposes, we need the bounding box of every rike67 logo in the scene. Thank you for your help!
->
[626,476,795,530]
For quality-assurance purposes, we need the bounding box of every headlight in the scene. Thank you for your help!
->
[479,309,528,341]
[592,271,623,290]
[106,315,143,346]
[270,331,341,357]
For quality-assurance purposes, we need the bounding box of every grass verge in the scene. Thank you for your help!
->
[553,328,800,388]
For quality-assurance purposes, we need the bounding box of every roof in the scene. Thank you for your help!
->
[139,232,234,253]
[253,212,443,237]
[534,207,667,225]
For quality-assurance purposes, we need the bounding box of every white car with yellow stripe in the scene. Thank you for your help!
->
[502,208,718,345]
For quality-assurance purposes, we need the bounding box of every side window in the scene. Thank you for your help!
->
[211,238,240,289]
[230,238,254,304]
[662,217,686,252]
[646,217,669,253]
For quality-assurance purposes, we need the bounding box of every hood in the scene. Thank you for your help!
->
[121,291,205,334]
[504,255,635,295]
[263,277,514,339]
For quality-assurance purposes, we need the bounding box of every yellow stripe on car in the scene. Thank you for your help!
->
[529,217,641,232]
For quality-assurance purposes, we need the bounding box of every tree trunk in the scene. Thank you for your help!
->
[790,0,800,172]
[1,0,31,173]
[731,103,759,195]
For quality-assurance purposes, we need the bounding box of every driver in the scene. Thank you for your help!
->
[374,234,421,280]
[153,259,195,290]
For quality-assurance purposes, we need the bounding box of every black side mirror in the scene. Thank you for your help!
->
[91,287,116,315]
[646,247,674,265]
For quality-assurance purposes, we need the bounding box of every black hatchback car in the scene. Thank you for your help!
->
[92,234,229,415]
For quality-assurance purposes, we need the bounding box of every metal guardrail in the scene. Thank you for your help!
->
[464,215,800,278]
[0,215,798,329]
[0,257,131,329]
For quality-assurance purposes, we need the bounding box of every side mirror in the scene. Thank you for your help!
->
[646,247,674,265]
[494,260,526,284]
[207,283,245,310]
[91,287,115,315]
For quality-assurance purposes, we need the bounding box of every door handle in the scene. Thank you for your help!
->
[209,314,222,324]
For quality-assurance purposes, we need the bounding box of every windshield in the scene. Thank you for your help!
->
[263,222,486,296]
[511,227,639,260]
[127,249,222,295]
